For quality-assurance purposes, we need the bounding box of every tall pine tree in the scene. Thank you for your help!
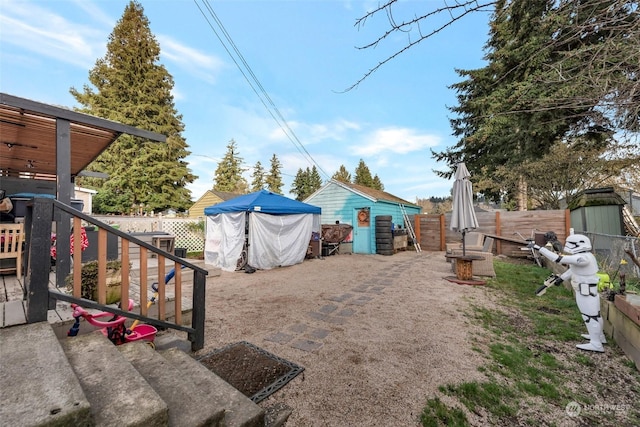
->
[291,168,308,201]
[332,165,351,183]
[353,159,375,188]
[71,1,195,214]
[308,166,323,192]
[434,0,636,209]
[265,154,284,194]
[290,166,322,200]
[213,139,248,193]
[372,175,384,191]
[250,161,265,192]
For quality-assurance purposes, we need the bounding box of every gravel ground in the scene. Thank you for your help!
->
[195,250,492,426]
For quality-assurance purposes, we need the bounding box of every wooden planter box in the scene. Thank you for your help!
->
[601,295,640,371]
[614,294,640,326]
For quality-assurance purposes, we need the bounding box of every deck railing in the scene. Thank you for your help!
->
[22,197,208,351]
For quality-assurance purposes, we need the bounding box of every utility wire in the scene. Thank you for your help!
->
[193,0,330,180]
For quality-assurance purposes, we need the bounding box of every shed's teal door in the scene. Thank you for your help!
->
[353,207,371,254]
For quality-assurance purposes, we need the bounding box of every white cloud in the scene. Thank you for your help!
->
[186,179,212,202]
[306,119,361,143]
[0,3,104,69]
[351,127,441,156]
[157,35,225,83]
[72,0,115,28]
[265,117,362,145]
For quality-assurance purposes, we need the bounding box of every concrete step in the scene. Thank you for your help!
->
[2,323,285,427]
[60,331,169,427]
[0,322,92,426]
[117,341,226,427]
[160,347,265,427]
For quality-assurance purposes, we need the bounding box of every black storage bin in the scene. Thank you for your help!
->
[9,193,56,217]
[10,198,32,217]
[175,247,187,258]
[82,228,119,262]
[70,199,84,212]
[9,194,81,217]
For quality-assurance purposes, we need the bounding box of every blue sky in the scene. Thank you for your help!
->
[0,0,491,202]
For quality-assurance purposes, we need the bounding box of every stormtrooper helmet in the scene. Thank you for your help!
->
[564,234,592,254]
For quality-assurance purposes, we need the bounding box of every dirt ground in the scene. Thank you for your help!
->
[195,250,491,426]
[193,250,639,426]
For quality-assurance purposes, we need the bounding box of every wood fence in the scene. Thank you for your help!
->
[414,210,571,255]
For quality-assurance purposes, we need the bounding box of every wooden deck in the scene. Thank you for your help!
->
[0,258,220,329]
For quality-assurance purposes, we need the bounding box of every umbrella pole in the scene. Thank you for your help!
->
[462,230,466,256]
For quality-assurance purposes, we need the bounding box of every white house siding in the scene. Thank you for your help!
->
[74,187,97,214]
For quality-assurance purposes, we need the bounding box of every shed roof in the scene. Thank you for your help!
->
[569,187,627,210]
[191,190,242,207]
[210,190,243,202]
[316,179,420,208]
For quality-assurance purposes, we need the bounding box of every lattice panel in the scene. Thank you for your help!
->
[161,219,205,252]
[93,216,205,253]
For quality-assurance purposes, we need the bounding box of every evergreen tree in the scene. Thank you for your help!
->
[265,154,284,194]
[309,166,323,193]
[434,0,616,208]
[71,0,195,214]
[290,166,322,201]
[353,159,375,188]
[355,1,640,208]
[291,168,308,201]
[332,165,351,183]
[372,174,384,191]
[213,139,248,193]
[250,161,265,192]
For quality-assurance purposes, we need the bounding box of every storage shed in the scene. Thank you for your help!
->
[188,190,242,218]
[304,180,421,254]
[569,187,626,236]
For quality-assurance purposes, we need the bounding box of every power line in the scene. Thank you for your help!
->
[193,0,330,180]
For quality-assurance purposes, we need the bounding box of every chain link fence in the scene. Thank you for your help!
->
[584,232,640,280]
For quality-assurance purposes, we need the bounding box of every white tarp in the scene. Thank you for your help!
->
[248,212,314,270]
[204,211,245,271]
[205,211,319,271]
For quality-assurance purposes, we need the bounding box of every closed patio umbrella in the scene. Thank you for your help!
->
[450,162,479,256]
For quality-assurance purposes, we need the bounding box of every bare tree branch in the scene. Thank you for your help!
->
[342,1,496,92]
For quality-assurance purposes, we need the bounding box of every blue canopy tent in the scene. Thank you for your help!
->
[204,190,321,215]
[204,190,321,271]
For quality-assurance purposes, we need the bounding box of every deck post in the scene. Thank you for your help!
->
[190,270,207,351]
[25,198,53,323]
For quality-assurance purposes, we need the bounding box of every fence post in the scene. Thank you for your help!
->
[439,214,446,251]
[25,198,53,323]
[495,211,502,255]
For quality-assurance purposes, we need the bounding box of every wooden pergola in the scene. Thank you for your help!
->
[0,92,166,278]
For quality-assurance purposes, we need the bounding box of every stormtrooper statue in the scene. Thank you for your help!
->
[529,234,605,353]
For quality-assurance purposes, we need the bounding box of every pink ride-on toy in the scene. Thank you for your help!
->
[68,299,157,348]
